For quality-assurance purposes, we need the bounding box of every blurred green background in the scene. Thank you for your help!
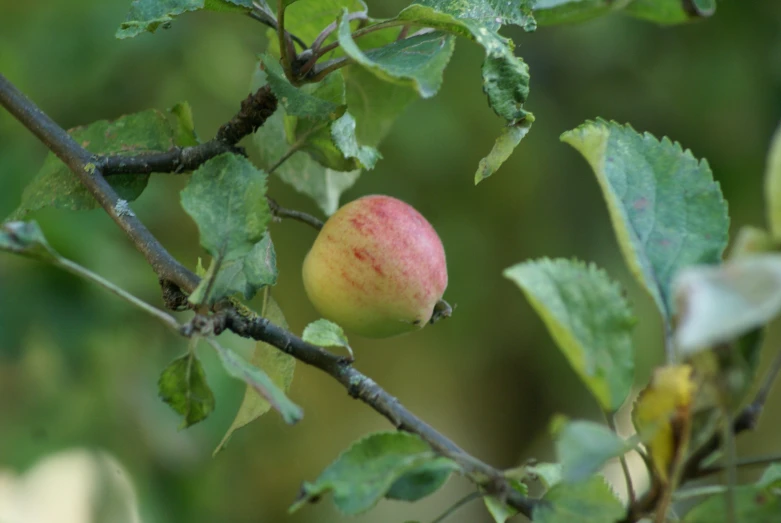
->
[2,2,781,522]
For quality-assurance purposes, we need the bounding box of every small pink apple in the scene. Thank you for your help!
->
[302,195,448,338]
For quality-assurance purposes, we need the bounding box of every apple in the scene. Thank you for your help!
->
[302,195,448,338]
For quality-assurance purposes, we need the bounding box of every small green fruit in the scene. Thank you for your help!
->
[302,195,448,338]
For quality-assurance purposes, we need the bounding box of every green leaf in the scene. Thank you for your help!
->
[475,116,534,184]
[10,107,192,219]
[758,463,781,488]
[553,418,632,483]
[116,0,253,39]
[385,460,455,502]
[504,258,635,412]
[534,0,616,26]
[289,432,459,514]
[254,106,360,215]
[158,352,215,429]
[414,0,536,31]
[397,5,531,122]
[561,119,729,319]
[180,153,270,261]
[674,255,781,353]
[281,0,367,46]
[214,294,295,453]
[338,15,456,99]
[526,462,563,490]
[211,340,302,425]
[483,479,529,522]
[191,233,278,304]
[302,318,351,349]
[261,53,345,120]
[624,0,715,25]
[331,113,382,169]
[0,221,59,263]
[343,65,419,147]
[169,101,200,146]
[533,476,625,523]
[682,484,780,522]
[765,122,781,240]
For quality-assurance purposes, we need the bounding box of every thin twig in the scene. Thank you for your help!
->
[0,73,199,292]
[57,257,182,333]
[276,0,295,82]
[0,73,540,520]
[606,414,636,505]
[248,2,307,49]
[696,454,781,478]
[267,197,323,230]
[99,85,278,176]
[430,491,483,523]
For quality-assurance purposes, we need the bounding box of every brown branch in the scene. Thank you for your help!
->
[0,73,198,292]
[0,73,539,520]
[268,197,324,230]
[100,85,278,176]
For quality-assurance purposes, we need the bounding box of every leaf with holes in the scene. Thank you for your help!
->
[116,0,253,39]
[504,258,635,412]
[562,119,729,320]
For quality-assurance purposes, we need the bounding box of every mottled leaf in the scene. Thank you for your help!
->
[180,153,270,261]
[475,116,534,184]
[158,352,215,429]
[414,0,536,31]
[504,258,635,411]
[533,476,624,523]
[211,341,302,425]
[0,221,59,263]
[624,0,715,25]
[554,418,633,483]
[338,16,456,99]
[10,107,192,219]
[562,119,729,319]
[116,0,253,39]
[674,255,781,353]
[289,432,459,514]
[397,5,531,122]
[214,294,295,453]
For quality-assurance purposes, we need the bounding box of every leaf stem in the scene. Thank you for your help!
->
[56,257,182,332]
[248,1,307,49]
[267,197,323,230]
[697,453,781,477]
[276,0,295,82]
[430,491,483,523]
[606,414,636,505]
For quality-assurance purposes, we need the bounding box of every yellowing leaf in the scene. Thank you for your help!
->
[633,364,696,484]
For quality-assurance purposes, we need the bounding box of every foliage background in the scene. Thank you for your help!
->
[1,1,781,522]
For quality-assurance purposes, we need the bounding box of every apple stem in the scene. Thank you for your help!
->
[429,299,453,324]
